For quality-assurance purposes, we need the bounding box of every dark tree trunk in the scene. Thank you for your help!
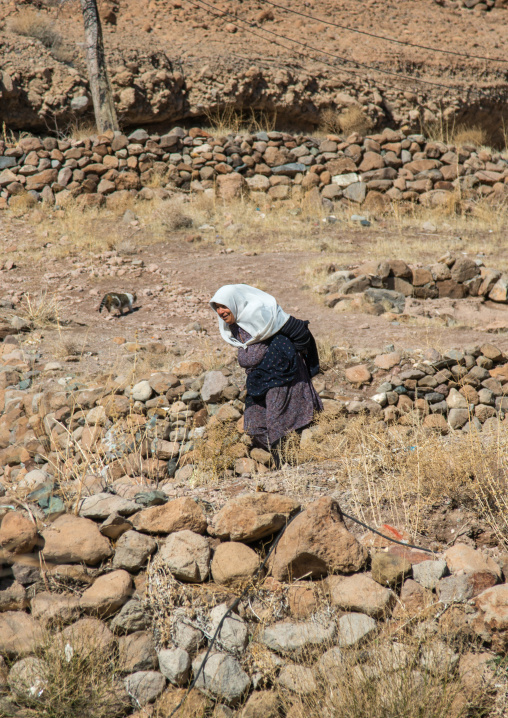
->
[80,0,119,133]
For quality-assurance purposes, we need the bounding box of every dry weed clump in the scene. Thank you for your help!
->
[203,106,278,136]
[453,124,489,148]
[20,291,61,330]
[8,9,62,49]
[9,629,127,718]
[319,106,373,137]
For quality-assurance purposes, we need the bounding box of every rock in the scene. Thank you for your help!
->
[288,585,318,618]
[0,581,28,611]
[192,652,250,704]
[124,670,166,706]
[371,552,411,586]
[100,513,133,540]
[343,181,367,203]
[30,591,80,625]
[261,619,335,654]
[210,604,248,653]
[216,173,247,201]
[437,574,474,603]
[0,512,37,554]
[337,613,377,647]
[446,388,468,409]
[448,408,469,430]
[480,344,504,362]
[474,584,508,651]
[159,530,211,582]
[78,492,139,519]
[42,514,113,565]
[345,364,371,385]
[131,380,153,402]
[201,371,229,402]
[158,647,191,686]
[277,665,317,694]
[450,257,480,283]
[270,498,367,581]
[119,631,158,673]
[241,691,279,718]
[420,640,459,676]
[130,497,207,535]
[317,646,345,677]
[60,617,116,657]
[445,544,501,579]
[327,574,395,618]
[423,414,449,434]
[173,620,205,654]
[172,361,205,379]
[211,542,260,585]
[111,599,150,634]
[209,494,300,542]
[374,352,401,370]
[362,288,406,314]
[79,570,132,617]
[393,578,433,617]
[8,656,48,700]
[0,612,44,657]
[412,560,448,590]
[488,276,508,303]
[113,530,157,572]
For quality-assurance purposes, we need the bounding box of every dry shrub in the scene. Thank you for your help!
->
[279,633,495,718]
[8,9,62,48]
[192,418,246,481]
[20,291,61,329]
[320,106,372,136]
[204,106,277,135]
[453,124,489,148]
[10,629,127,718]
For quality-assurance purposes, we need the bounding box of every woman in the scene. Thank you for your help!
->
[210,284,323,463]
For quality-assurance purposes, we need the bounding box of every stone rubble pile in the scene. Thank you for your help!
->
[1,489,508,714]
[1,125,507,210]
[316,253,508,310]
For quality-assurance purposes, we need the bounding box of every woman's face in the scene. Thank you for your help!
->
[215,303,235,324]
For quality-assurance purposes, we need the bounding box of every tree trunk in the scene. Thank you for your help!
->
[80,0,119,133]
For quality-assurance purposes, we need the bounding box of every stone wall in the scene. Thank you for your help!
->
[1,126,507,210]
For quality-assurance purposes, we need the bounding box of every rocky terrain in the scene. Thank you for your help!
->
[1,0,508,142]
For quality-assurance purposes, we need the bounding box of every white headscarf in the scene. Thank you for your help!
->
[210,284,290,347]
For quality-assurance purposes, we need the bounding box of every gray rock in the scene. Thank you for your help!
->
[420,640,459,676]
[271,163,306,176]
[337,613,377,647]
[317,647,345,675]
[100,513,133,540]
[8,657,48,699]
[124,670,166,706]
[343,181,367,203]
[277,665,317,694]
[119,631,158,673]
[131,380,153,402]
[412,560,448,590]
[78,492,139,519]
[111,600,151,634]
[363,288,406,314]
[436,575,473,603]
[0,157,17,170]
[448,408,470,430]
[210,604,248,653]
[70,95,90,112]
[128,129,149,144]
[201,371,229,403]
[158,647,191,686]
[261,619,335,654]
[112,530,157,572]
[159,530,211,583]
[192,652,250,704]
[173,619,205,654]
[446,388,468,409]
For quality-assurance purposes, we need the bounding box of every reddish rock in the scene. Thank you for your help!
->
[59,617,116,656]
[327,573,395,618]
[0,612,44,658]
[0,512,37,554]
[216,173,247,201]
[474,584,508,652]
[25,169,58,191]
[130,497,207,535]
[209,493,300,542]
[42,514,113,565]
[211,541,260,585]
[31,591,80,625]
[374,352,401,370]
[393,578,433,618]
[269,498,367,581]
[288,585,319,618]
[345,364,372,385]
[80,570,133,617]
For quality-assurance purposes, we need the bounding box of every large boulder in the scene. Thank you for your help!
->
[269,498,367,581]
[42,514,113,565]
[209,494,301,542]
[130,497,207,535]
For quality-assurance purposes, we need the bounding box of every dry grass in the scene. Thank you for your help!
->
[453,124,489,148]
[8,9,62,49]
[203,106,278,136]
[19,291,62,330]
[320,106,373,137]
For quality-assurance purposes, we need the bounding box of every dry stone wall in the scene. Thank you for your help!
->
[1,126,507,210]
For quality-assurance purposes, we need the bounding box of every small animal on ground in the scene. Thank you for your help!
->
[98,292,137,316]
